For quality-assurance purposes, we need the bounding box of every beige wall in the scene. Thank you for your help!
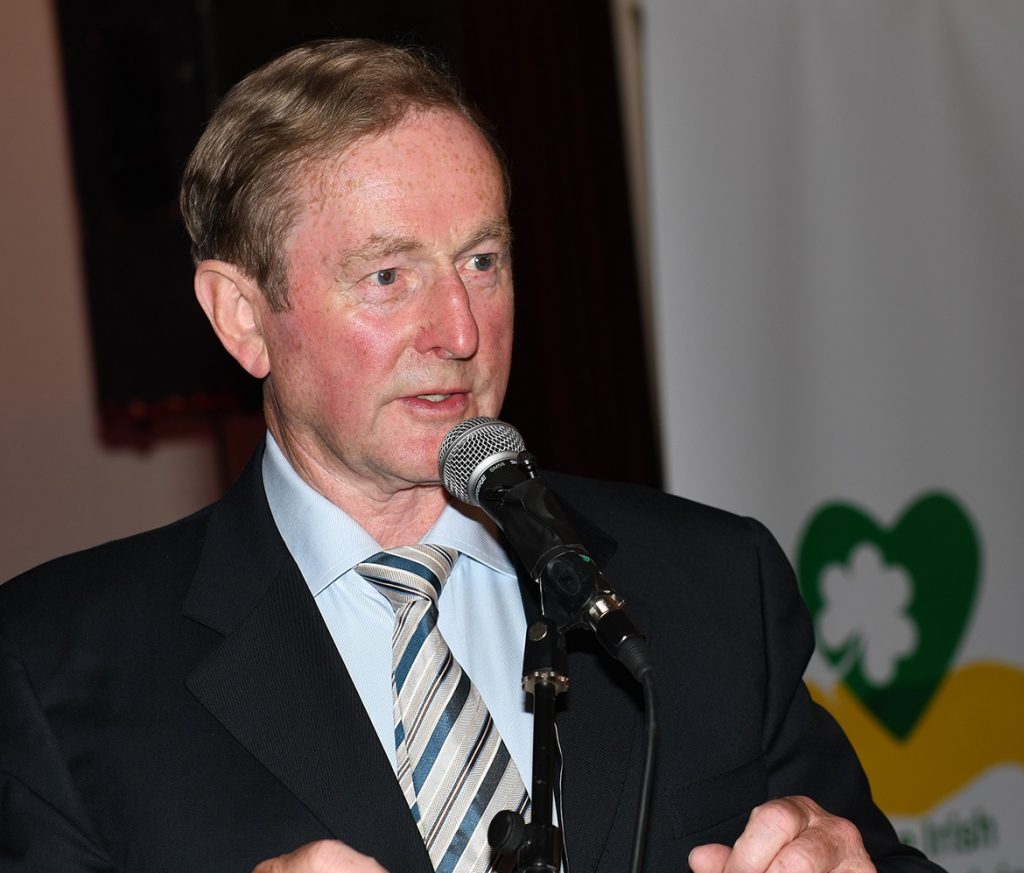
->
[0,1,219,580]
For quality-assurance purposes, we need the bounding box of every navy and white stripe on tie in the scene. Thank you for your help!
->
[357,545,529,873]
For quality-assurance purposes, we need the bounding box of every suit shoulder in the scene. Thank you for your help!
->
[542,470,758,545]
[0,504,214,617]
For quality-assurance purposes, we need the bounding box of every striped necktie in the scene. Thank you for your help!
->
[356,545,530,873]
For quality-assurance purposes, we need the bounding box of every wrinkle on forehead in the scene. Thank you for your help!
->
[286,110,508,280]
[303,108,501,211]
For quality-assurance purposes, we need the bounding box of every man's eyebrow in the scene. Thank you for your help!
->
[462,218,513,252]
[339,219,512,271]
[340,234,422,269]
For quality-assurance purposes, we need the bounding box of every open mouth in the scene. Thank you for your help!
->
[416,394,453,402]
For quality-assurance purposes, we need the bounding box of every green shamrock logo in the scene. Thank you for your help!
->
[796,493,980,740]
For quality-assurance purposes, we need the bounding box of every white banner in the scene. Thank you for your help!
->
[643,2,1024,871]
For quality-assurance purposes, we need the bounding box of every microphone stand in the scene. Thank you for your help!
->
[488,616,567,873]
[441,425,658,872]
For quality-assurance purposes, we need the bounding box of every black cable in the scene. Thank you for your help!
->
[629,668,658,873]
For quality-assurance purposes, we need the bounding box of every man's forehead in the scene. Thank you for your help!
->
[287,110,508,251]
[290,115,505,233]
[301,108,499,198]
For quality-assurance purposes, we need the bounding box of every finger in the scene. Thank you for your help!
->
[252,839,389,873]
[765,820,845,873]
[313,840,388,871]
[722,797,814,873]
[689,842,731,873]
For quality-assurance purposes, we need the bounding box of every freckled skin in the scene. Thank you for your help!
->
[252,109,514,545]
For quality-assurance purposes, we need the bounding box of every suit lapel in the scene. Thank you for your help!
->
[182,453,433,872]
[179,453,641,873]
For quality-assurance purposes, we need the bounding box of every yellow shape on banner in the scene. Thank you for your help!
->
[807,661,1024,815]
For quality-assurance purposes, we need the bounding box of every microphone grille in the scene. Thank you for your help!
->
[438,417,526,504]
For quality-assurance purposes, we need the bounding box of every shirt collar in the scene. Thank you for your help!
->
[261,433,517,597]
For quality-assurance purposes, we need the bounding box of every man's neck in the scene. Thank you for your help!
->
[338,488,449,548]
[267,429,449,548]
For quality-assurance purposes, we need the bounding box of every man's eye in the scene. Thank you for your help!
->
[470,254,495,272]
[373,268,398,286]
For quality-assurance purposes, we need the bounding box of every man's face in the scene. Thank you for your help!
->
[257,109,514,501]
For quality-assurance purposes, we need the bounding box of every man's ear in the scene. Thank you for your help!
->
[194,260,271,378]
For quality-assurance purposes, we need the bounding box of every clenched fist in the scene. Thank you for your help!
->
[253,839,389,873]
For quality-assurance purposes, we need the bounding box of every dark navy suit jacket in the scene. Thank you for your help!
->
[0,450,939,873]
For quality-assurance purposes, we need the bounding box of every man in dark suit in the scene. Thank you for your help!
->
[0,39,940,873]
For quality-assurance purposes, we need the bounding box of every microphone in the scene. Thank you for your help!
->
[438,417,652,681]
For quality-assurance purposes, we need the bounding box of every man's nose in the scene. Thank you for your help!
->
[417,269,480,360]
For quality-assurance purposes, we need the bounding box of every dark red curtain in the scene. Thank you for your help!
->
[453,2,661,487]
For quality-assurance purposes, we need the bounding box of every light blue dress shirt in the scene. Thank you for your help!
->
[261,433,535,788]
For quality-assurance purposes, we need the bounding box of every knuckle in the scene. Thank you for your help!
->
[830,815,865,850]
[789,795,819,815]
[749,800,800,837]
[775,840,820,873]
[303,840,335,870]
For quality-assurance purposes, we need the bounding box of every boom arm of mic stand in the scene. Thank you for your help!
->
[488,617,566,873]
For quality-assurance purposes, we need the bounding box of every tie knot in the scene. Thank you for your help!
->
[355,544,459,608]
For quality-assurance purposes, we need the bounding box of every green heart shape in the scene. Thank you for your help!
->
[796,493,980,740]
